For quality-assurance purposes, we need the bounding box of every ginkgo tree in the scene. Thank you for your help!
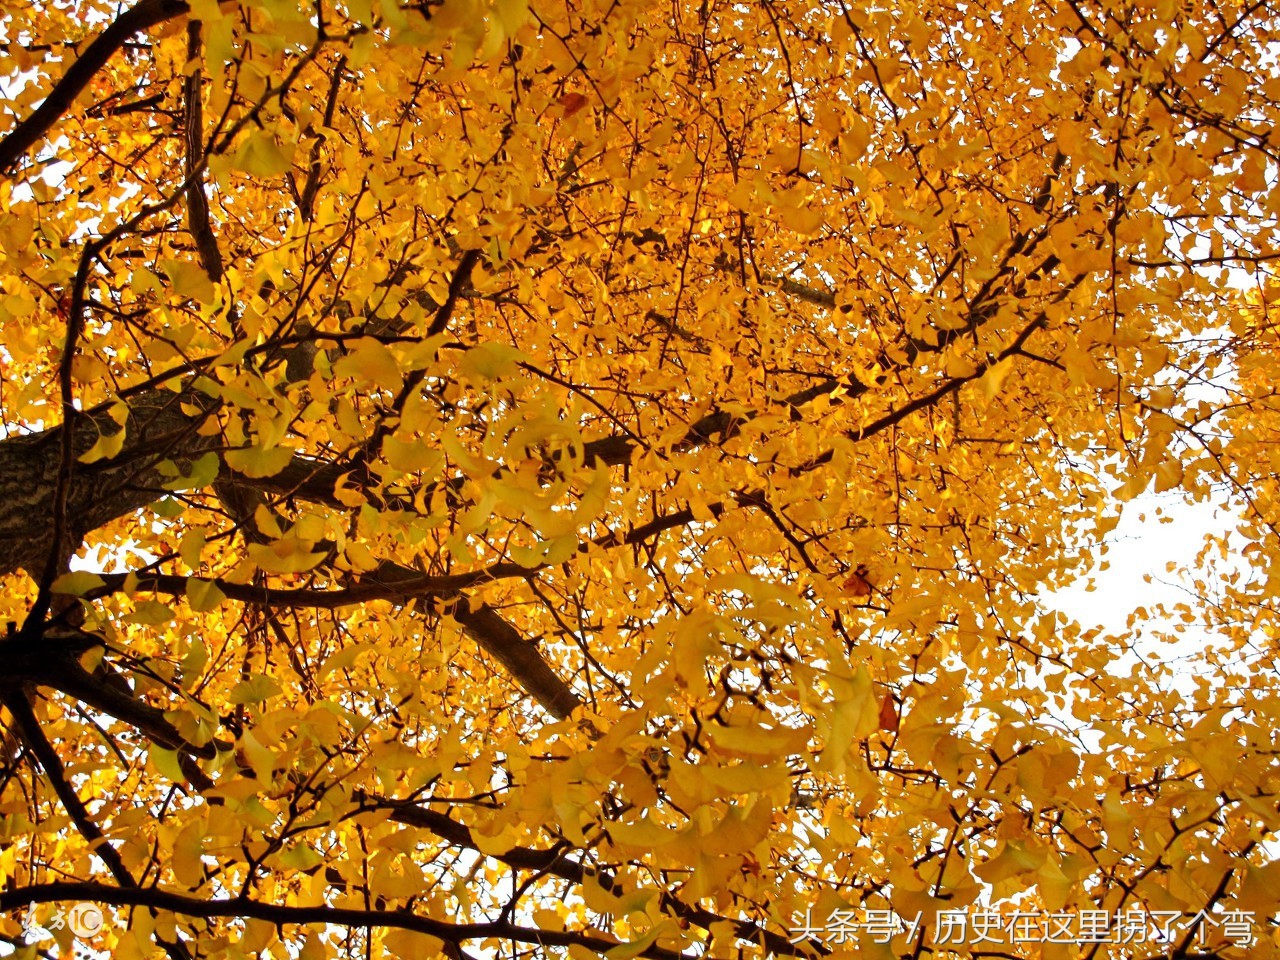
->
[2,0,1280,956]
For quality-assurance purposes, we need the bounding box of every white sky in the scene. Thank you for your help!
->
[1051,495,1229,632]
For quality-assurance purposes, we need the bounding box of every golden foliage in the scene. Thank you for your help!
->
[2,0,1280,956]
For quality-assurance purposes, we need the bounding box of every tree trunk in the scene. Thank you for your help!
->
[0,389,218,578]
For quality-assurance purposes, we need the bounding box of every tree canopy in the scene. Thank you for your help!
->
[2,0,1280,957]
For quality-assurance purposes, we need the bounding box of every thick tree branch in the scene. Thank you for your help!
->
[446,598,583,719]
[787,276,1085,476]
[6,633,797,955]
[249,373,852,518]
[182,21,223,281]
[360,795,827,958]
[297,55,346,221]
[91,568,510,608]
[0,882,693,960]
[0,685,136,888]
[0,687,195,960]
[0,389,583,719]
[0,0,191,173]
[86,501,722,611]
[0,389,219,578]
[0,626,224,793]
[347,249,481,479]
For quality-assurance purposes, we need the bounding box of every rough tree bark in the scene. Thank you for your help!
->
[0,385,583,719]
[0,389,217,578]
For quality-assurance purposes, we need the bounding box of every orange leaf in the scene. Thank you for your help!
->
[878,693,899,733]
[843,565,873,598]
[560,92,589,116]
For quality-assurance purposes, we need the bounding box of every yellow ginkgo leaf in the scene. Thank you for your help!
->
[232,130,294,177]
[225,444,294,478]
[79,427,127,463]
[247,538,327,574]
[977,356,1015,400]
